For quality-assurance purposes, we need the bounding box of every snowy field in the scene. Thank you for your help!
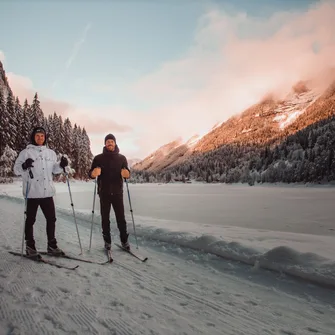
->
[0,180,335,334]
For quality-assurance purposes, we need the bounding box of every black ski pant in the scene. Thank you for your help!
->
[99,193,128,244]
[25,197,58,249]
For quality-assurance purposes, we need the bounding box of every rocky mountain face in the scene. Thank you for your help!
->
[0,61,10,95]
[133,76,335,174]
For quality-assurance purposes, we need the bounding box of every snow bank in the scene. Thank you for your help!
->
[139,224,335,289]
[51,199,335,290]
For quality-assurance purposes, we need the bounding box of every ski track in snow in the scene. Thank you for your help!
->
[0,196,335,334]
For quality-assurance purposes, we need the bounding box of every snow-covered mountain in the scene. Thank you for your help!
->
[191,80,326,153]
[127,158,142,167]
[132,137,187,171]
[133,75,335,173]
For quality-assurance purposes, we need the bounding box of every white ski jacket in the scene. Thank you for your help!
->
[14,144,63,198]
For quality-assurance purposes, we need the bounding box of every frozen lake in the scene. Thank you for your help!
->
[54,182,335,237]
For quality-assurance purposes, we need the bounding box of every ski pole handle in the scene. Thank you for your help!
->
[28,168,34,179]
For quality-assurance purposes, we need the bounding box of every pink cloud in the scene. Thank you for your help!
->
[6,72,72,117]
[63,105,137,155]
[130,0,335,155]
[67,104,135,132]
[69,110,133,133]
[6,72,132,132]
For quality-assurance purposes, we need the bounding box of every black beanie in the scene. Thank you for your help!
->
[105,134,116,144]
[31,126,47,145]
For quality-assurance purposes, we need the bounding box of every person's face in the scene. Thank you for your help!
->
[34,132,45,146]
[105,139,116,151]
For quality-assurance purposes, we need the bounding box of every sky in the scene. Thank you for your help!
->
[1,0,335,159]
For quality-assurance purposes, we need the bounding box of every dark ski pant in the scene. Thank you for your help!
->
[99,193,128,244]
[25,197,58,249]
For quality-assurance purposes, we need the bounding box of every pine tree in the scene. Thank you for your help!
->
[81,127,93,178]
[14,97,23,152]
[53,114,65,154]
[45,114,52,144]
[51,113,60,153]
[42,116,48,131]
[71,124,82,178]
[76,126,85,177]
[5,88,16,150]
[0,88,13,156]
[0,88,5,157]
[0,145,17,180]
[63,117,73,161]
[21,99,31,148]
[30,93,44,127]
[47,113,57,150]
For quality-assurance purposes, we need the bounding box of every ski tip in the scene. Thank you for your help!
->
[142,257,148,262]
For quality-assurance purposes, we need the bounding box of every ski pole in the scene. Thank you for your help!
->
[88,177,97,251]
[21,168,33,256]
[125,178,138,249]
[63,168,82,254]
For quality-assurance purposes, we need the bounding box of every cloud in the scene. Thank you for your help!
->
[83,117,132,133]
[52,22,92,89]
[2,51,71,116]
[68,107,133,133]
[130,0,335,156]
[6,72,72,116]
[66,23,91,70]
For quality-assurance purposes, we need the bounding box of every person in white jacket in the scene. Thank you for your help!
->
[14,126,68,257]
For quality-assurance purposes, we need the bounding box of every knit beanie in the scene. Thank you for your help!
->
[104,134,116,144]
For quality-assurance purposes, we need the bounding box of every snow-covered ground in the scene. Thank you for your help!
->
[0,180,335,334]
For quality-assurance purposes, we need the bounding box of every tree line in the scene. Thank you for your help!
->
[0,86,93,182]
[131,115,335,185]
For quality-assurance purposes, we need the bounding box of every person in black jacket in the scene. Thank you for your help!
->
[89,134,131,250]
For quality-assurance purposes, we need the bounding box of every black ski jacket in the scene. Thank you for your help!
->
[88,145,129,196]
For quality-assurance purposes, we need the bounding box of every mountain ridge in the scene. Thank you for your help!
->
[133,72,335,176]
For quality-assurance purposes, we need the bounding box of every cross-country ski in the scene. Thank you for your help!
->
[8,251,79,270]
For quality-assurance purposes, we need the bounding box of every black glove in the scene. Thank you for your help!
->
[22,158,34,170]
[60,156,68,168]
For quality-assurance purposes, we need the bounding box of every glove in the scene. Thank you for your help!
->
[121,168,130,179]
[91,167,101,178]
[60,156,68,168]
[22,158,34,170]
